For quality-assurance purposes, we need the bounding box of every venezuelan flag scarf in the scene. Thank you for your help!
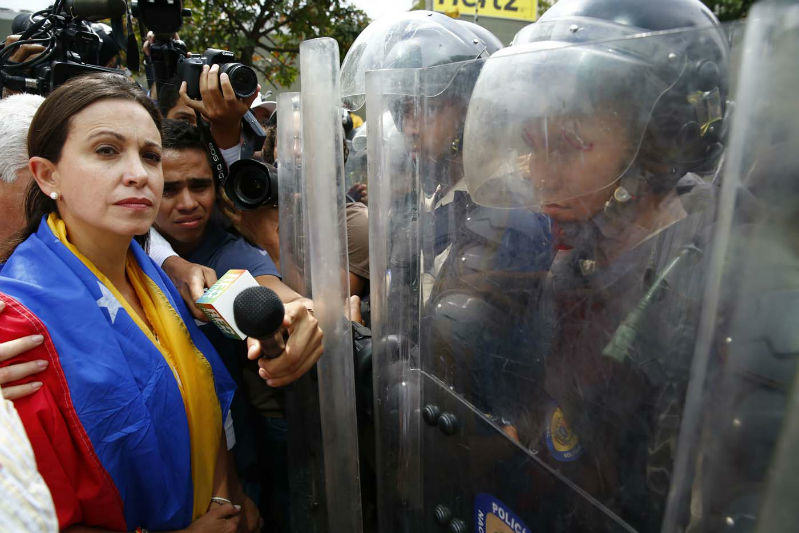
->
[0,215,235,531]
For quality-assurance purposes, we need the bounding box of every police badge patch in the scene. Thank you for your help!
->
[474,493,530,533]
[545,404,584,462]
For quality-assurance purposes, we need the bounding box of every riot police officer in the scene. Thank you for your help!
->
[462,0,730,529]
[343,13,560,531]
[342,11,554,432]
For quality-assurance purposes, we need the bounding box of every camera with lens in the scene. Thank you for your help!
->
[177,48,258,100]
[224,110,279,210]
[0,0,128,95]
[132,0,271,211]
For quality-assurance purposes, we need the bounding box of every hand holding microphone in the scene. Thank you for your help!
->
[233,286,286,359]
[200,270,323,387]
[234,287,322,387]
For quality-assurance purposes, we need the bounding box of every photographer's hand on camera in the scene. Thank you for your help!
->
[218,192,281,266]
[180,63,260,149]
[246,300,323,387]
[142,31,155,59]
[4,34,46,64]
[2,34,46,96]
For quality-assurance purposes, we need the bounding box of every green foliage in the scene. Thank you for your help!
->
[702,0,758,21]
[179,1,369,88]
[537,0,554,17]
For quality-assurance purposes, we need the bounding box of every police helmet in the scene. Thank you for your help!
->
[463,0,729,209]
[340,10,490,111]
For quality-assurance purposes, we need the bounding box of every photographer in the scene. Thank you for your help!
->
[239,112,371,300]
[156,76,198,125]
[0,0,131,98]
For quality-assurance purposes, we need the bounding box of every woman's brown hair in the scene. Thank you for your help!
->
[1,73,162,261]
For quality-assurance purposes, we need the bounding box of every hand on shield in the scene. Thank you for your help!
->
[246,300,323,387]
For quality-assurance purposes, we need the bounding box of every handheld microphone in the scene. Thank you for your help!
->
[233,286,286,359]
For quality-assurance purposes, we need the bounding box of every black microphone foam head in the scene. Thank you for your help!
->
[233,286,285,338]
[12,13,33,34]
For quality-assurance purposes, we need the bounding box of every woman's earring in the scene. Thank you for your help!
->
[612,186,632,203]
[604,185,632,212]
[49,191,59,200]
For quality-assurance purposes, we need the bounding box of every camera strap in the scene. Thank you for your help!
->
[197,116,230,185]
[240,110,266,158]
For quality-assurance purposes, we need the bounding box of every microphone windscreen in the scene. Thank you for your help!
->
[66,0,127,21]
[234,286,285,339]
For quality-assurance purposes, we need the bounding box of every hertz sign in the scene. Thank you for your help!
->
[434,0,538,22]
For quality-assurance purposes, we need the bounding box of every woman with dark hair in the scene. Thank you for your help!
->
[0,73,242,532]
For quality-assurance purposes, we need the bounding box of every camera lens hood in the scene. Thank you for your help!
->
[225,158,278,210]
[219,63,258,99]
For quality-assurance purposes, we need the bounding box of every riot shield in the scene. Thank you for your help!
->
[345,123,368,192]
[278,91,310,296]
[367,25,737,533]
[276,91,329,533]
[299,37,364,533]
[662,3,799,531]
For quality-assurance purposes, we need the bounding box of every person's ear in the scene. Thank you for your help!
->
[28,156,59,197]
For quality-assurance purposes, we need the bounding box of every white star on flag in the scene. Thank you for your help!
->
[96,281,123,324]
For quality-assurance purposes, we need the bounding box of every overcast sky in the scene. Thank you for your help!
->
[0,0,416,21]
[1,0,49,11]
[350,0,414,20]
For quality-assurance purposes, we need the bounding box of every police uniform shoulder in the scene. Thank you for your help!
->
[676,172,715,215]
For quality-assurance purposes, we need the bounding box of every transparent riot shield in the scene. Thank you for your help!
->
[662,3,799,532]
[368,25,738,533]
[278,92,310,296]
[299,37,364,533]
[277,92,329,532]
[345,122,368,192]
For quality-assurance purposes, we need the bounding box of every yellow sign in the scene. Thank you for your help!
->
[434,0,538,22]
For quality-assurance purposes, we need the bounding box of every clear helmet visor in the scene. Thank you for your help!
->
[340,11,489,111]
[464,28,722,208]
[512,16,645,47]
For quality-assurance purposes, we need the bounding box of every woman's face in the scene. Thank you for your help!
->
[522,112,634,222]
[46,99,163,240]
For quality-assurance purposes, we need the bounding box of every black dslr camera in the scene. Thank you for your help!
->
[224,110,279,210]
[177,48,258,100]
[0,0,127,95]
[134,0,271,210]
[132,1,257,100]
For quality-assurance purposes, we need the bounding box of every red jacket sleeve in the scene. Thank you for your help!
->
[0,293,126,531]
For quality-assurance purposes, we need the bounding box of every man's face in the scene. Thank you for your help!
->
[166,101,197,126]
[154,148,215,253]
